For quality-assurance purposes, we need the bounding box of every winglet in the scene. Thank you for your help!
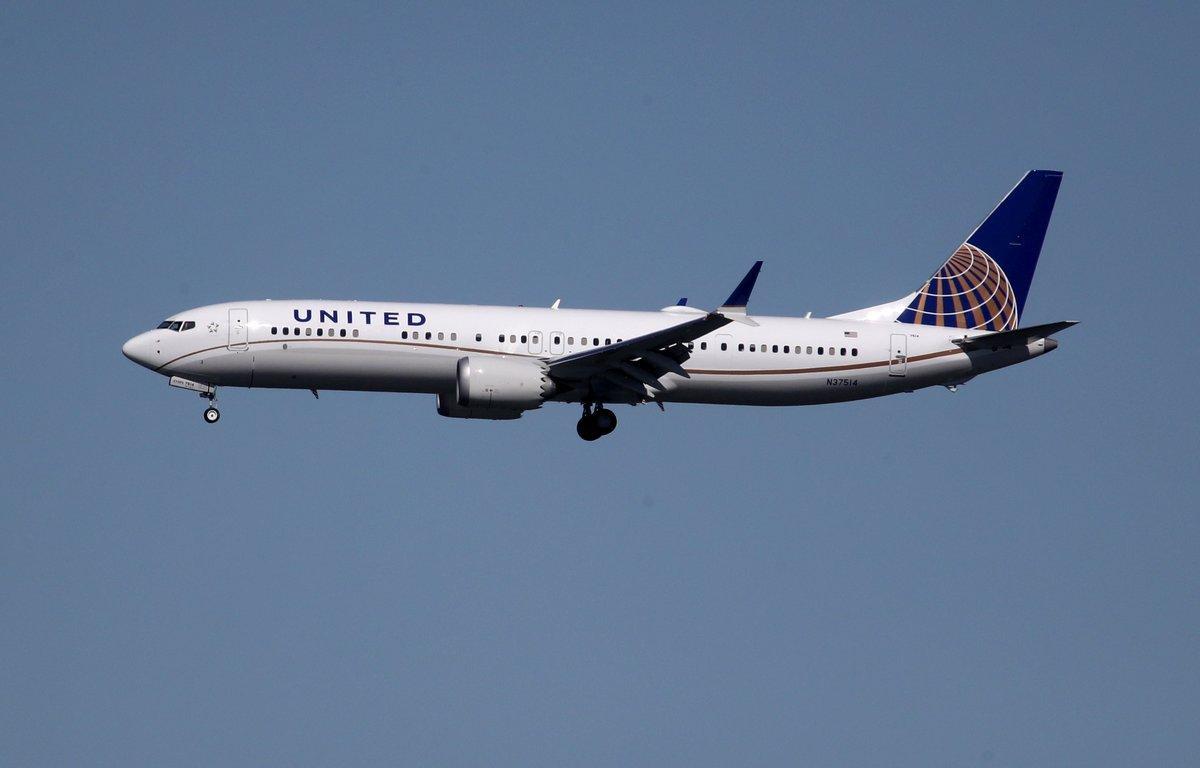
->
[720,261,763,310]
[676,297,688,306]
[717,261,763,325]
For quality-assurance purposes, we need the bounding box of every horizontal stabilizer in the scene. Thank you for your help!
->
[953,320,1078,350]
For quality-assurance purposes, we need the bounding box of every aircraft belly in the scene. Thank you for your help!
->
[250,346,456,393]
[662,370,892,406]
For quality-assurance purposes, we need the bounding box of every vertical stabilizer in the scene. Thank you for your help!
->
[833,171,1062,329]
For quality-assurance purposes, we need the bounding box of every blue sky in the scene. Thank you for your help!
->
[2,3,1197,765]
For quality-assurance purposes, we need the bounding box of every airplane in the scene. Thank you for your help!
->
[123,170,1076,441]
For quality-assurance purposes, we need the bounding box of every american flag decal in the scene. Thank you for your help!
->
[843,331,858,338]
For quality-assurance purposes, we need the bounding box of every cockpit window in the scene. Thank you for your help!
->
[157,320,196,331]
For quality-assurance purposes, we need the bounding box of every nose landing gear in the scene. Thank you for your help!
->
[576,403,617,441]
[167,376,221,424]
[201,391,220,424]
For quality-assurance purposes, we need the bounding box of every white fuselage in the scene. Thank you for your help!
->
[122,300,1055,407]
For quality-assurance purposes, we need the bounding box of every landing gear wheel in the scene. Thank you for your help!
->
[593,408,617,435]
[203,407,221,424]
[576,415,602,441]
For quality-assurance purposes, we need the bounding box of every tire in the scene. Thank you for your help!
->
[593,408,617,435]
[576,415,601,441]
[203,407,221,424]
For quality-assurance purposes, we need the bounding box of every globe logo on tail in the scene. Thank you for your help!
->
[898,243,1018,331]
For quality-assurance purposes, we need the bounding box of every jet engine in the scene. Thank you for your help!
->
[454,356,555,411]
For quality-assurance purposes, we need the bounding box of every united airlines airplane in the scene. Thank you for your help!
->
[123,170,1075,440]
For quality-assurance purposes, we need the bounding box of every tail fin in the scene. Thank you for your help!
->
[834,170,1063,329]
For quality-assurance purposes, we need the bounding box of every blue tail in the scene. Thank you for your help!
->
[896,170,1062,330]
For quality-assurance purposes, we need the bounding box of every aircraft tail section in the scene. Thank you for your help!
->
[832,170,1063,329]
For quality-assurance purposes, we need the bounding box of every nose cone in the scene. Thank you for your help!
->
[122,333,157,370]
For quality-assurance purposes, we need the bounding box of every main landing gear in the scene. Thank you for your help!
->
[577,403,617,441]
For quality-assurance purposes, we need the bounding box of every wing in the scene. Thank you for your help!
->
[547,262,763,402]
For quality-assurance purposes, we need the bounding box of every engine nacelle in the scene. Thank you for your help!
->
[455,356,554,411]
[436,393,523,420]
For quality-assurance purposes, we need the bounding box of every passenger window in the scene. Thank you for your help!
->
[451,333,457,341]
[294,328,300,336]
[605,338,611,345]
[476,333,482,342]
[353,329,359,338]
[521,335,528,343]
[340,329,347,337]
[498,334,505,343]
[568,336,574,345]
[840,347,846,356]
[700,342,707,350]
[852,348,858,356]
[282,327,289,336]
[316,328,323,337]
[438,332,445,340]
[402,331,408,339]
[738,343,745,351]
[426,332,432,340]
[593,338,600,346]
[305,328,312,336]
[818,347,823,354]
[749,344,756,352]
[553,336,560,344]
[772,345,778,353]
[783,345,788,353]
[509,335,516,343]
[271,327,278,335]
[720,342,727,351]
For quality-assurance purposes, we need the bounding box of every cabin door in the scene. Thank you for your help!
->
[888,334,907,376]
[228,308,249,351]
